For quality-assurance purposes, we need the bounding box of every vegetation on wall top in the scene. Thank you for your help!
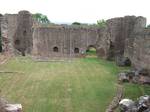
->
[33,13,50,24]
[96,19,107,28]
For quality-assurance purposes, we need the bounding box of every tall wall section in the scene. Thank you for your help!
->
[32,26,99,58]
[98,15,149,70]
[1,11,33,55]
[124,29,150,71]
[1,14,18,54]
[96,16,146,59]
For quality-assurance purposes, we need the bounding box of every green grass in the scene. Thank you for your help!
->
[124,83,150,100]
[0,56,148,112]
[86,48,97,56]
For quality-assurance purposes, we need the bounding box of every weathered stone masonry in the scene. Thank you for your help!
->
[0,11,33,55]
[32,26,99,58]
[0,10,150,72]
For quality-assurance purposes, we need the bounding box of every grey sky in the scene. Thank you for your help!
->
[0,0,150,24]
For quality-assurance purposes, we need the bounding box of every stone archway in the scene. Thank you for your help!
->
[86,45,97,57]
[107,40,115,60]
[74,48,79,54]
[53,46,59,52]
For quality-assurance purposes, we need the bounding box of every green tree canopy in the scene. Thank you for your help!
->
[97,19,106,28]
[33,13,50,24]
[72,22,81,25]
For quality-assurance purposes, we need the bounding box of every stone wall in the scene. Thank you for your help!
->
[96,16,150,71]
[1,14,18,54]
[1,11,33,55]
[98,16,146,60]
[0,14,3,52]
[0,10,149,71]
[124,29,150,71]
[32,26,99,58]
[13,11,33,55]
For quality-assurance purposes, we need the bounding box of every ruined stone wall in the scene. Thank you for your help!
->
[1,14,18,54]
[13,11,33,55]
[1,11,33,55]
[1,10,149,71]
[102,15,149,70]
[95,28,108,59]
[96,16,146,60]
[32,26,99,58]
[0,14,3,52]
[124,29,150,70]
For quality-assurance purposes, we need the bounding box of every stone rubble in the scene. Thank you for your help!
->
[118,68,150,84]
[119,95,150,112]
[0,97,22,112]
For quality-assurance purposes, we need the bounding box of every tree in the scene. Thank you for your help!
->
[72,22,81,25]
[146,24,150,28]
[97,19,106,28]
[33,13,50,24]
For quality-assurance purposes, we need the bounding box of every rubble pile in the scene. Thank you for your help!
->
[0,97,22,112]
[118,68,150,84]
[119,95,150,112]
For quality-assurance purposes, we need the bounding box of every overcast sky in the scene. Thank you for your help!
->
[0,0,150,24]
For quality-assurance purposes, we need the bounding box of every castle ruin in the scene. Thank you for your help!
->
[0,10,149,72]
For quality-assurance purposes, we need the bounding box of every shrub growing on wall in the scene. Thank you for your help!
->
[97,19,106,28]
[33,13,50,24]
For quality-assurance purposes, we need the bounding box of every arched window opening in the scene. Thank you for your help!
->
[86,45,97,57]
[74,48,79,53]
[53,46,58,52]
[23,30,27,36]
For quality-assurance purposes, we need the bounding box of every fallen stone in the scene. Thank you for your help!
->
[135,68,149,76]
[116,56,131,67]
[119,99,135,112]
[5,104,22,112]
[119,95,150,112]
[118,72,129,82]
[139,76,150,84]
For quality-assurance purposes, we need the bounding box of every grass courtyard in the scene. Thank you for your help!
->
[0,56,149,112]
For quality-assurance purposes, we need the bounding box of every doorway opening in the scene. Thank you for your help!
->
[86,45,97,57]
[74,48,79,53]
[53,46,59,52]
